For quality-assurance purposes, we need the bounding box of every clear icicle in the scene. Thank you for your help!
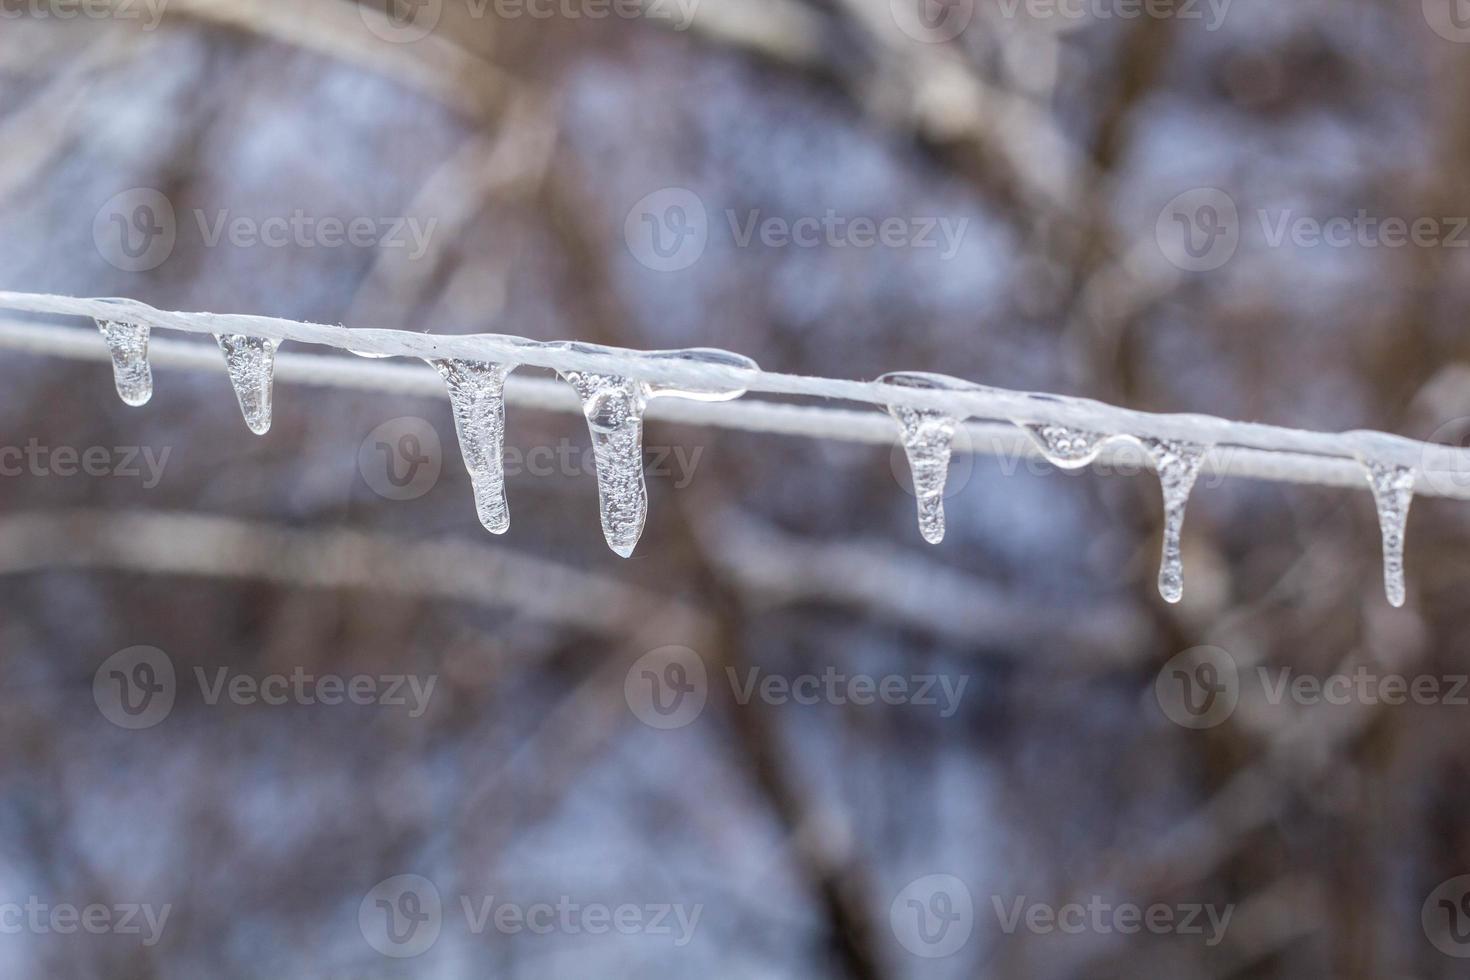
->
[878,372,969,544]
[95,318,152,407]
[214,334,281,435]
[430,358,514,535]
[1139,437,1209,604]
[1020,423,1112,470]
[1361,459,1414,608]
[557,368,650,558]
[554,344,758,557]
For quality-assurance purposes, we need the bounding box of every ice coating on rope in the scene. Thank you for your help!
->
[214,334,281,435]
[95,318,152,406]
[878,372,972,544]
[431,358,514,534]
[1021,423,1112,470]
[1361,459,1414,607]
[556,344,757,557]
[1139,437,1209,604]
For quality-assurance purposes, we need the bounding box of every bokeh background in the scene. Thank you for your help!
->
[3,0,1470,976]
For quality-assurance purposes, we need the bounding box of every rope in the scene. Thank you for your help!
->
[0,292,1464,501]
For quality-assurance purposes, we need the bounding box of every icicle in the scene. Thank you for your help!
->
[1360,459,1414,607]
[214,334,281,435]
[877,372,971,544]
[95,318,152,407]
[557,368,650,558]
[1020,423,1112,470]
[554,344,757,557]
[430,358,514,535]
[1137,438,1208,604]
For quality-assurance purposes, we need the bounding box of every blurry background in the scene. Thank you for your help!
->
[3,0,1470,976]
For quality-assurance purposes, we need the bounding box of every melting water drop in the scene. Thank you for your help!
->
[95,318,152,406]
[431,358,514,535]
[215,334,281,435]
[555,344,758,557]
[878,372,971,544]
[641,348,758,400]
[1361,459,1414,608]
[1138,437,1209,604]
[1021,423,1112,470]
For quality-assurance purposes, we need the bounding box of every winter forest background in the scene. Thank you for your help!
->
[3,0,1470,977]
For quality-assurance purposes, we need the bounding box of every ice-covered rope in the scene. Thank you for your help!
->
[0,315,1368,487]
[0,291,1455,605]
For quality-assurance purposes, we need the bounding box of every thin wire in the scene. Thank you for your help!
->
[0,294,1464,501]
